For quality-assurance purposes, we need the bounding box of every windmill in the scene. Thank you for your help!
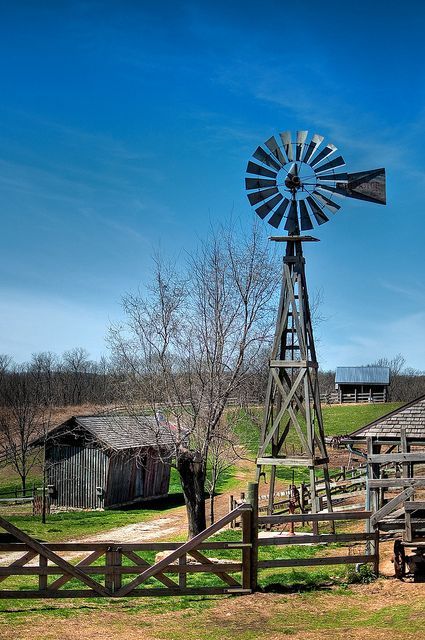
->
[245,130,386,518]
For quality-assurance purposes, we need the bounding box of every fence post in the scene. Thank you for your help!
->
[246,482,258,591]
[106,547,122,593]
[374,529,380,577]
[229,496,234,528]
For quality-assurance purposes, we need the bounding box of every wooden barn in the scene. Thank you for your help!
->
[39,415,174,510]
[335,366,390,403]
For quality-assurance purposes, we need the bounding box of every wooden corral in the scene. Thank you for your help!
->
[34,415,174,510]
[0,485,378,598]
[347,395,425,564]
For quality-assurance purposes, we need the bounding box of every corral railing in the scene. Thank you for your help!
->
[0,482,380,598]
[230,465,367,525]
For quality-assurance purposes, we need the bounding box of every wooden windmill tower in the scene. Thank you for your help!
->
[245,130,386,516]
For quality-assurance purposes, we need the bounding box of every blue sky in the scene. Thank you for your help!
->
[1,1,425,369]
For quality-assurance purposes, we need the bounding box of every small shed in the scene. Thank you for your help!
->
[40,415,174,510]
[335,366,390,403]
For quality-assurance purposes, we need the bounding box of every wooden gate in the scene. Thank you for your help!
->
[0,507,252,598]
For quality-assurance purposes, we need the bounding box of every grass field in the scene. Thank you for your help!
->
[0,401,420,640]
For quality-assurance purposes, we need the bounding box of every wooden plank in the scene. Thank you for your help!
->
[39,555,47,591]
[257,457,314,467]
[258,554,374,568]
[270,360,313,368]
[370,453,425,463]
[405,509,412,543]
[405,501,425,511]
[0,517,111,596]
[368,478,425,488]
[259,532,376,546]
[0,564,243,576]
[0,587,252,599]
[371,485,418,527]
[0,541,252,552]
[259,511,371,524]
[178,554,186,589]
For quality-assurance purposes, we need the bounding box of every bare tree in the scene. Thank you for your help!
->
[205,418,239,525]
[0,365,50,492]
[109,222,279,536]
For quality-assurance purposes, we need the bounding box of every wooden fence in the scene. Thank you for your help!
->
[0,482,379,599]
[229,465,367,525]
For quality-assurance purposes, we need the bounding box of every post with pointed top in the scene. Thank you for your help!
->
[246,481,258,591]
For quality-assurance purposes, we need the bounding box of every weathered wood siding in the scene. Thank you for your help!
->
[104,448,171,508]
[46,445,108,509]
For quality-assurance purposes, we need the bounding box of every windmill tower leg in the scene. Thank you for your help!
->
[256,235,333,520]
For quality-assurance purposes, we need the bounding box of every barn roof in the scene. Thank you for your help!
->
[349,394,425,442]
[335,366,390,385]
[41,414,176,451]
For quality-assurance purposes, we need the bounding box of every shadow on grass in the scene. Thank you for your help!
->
[118,492,186,511]
[261,581,334,594]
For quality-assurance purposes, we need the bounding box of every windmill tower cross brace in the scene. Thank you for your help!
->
[245,129,386,517]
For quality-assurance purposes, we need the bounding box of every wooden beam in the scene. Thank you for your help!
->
[368,478,425,488]
[369,453,425,463]
[370,485,418,527]
[256,457,314,467]
[258,555,373,568]
[258,511,371,524]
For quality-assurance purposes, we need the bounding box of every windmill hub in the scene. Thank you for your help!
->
[284,172,301,191]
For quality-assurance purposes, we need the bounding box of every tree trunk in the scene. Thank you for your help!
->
[177,450,206,538]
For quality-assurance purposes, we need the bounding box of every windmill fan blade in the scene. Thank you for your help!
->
[313,190,341,214]
[280,131,293,161]
[303,133,324,163]
[309,143,337,168]
[337,168,386,204]
[268,198,290,228]
[245,177,276,190]
[265,135,286,166]
[306,196,329,225]
[247,161,278,179]
[252,146,282,171]
[299,200,314,230]
[284,200,299,233]
[316,183,347,198]
[316,172,348,182]
[296,130,308,161]
[255,193,283,219]
[247,187,279,206]
[315,155,346,174]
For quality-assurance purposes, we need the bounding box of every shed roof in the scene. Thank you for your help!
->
[349,394,425,441]
[43,415,176,451]
[335,366,390,385]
